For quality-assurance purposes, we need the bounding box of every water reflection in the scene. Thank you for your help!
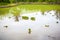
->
[55,11,60,20]
[0,10,60,40]
[15,16,19,21]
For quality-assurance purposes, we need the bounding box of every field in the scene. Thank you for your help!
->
[0,4,60,16]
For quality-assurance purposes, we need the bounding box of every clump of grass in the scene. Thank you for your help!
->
[45,25,49,27]
[9,17,11,18]
[31,17,35,21]
[15,16,19,21]
[4,25,8,28]
[28,28,31,34]
[56,21,59,23]
[22,16,29,20]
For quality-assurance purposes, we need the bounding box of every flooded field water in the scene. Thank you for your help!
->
[0,10,60,40]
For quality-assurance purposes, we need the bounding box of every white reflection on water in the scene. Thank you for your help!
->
[0,10,60,40]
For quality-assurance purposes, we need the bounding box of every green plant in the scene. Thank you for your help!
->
[22,16,29,20]
[4,25,8,28]
[31,17,35,21]
[45,25,49,27]
[9,0,15,3]
[28,28,31,34]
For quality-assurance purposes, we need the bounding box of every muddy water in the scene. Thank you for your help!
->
[0,10,60,40]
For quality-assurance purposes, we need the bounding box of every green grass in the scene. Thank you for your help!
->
[0,2,9,6]
[28,28,31,34]
[0,8,10,15]
[45,25,49,27]
[31,17,35,21]
[22,16,29,20]
[18,5,60,12]
[0,4,60,16]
